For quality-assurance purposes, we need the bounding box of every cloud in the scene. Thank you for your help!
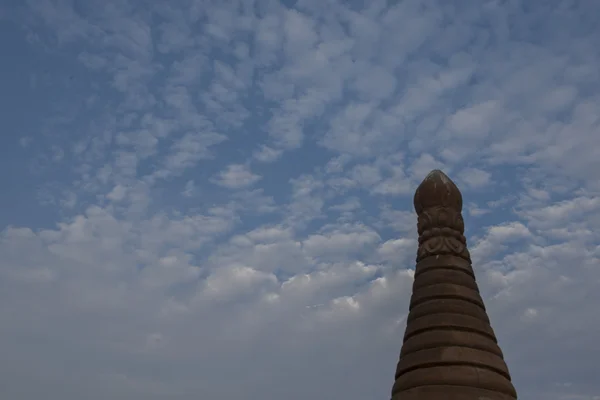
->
[212,164,262,189]
[458,167,492,189]
[302,224,381,261]
[2,1,600,400]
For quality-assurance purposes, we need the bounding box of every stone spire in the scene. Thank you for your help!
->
[390,170,517,400]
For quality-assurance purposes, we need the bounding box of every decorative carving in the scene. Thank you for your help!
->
[416,206,470,262]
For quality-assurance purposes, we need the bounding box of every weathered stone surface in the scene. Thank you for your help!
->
[391,170,517,399]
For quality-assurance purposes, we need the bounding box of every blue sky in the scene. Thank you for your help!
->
[1,1,600,399]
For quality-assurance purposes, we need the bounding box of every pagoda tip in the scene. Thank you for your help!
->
[413,169,463,214]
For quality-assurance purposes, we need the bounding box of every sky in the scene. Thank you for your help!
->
[0,0,600,399]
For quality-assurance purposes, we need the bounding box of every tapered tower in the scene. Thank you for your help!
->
[391,170,517,399]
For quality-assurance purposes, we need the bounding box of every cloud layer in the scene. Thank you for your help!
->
[1,1,600,399]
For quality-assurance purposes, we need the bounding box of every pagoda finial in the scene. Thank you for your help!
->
[390,170,517,400]
[413,169,462,215]
[413,170,470,263]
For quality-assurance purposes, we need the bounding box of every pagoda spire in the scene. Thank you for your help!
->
[390,170,517,399]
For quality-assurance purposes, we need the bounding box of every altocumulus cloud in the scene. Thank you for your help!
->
[1,1,600,399]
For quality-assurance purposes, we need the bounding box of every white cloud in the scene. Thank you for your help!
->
[107,184,127,202]
[253,145,282,162]
[2,1,600,399]
[302,225,381,261]
[445,100,501,139]
[458,167,492,189]
[329,197,361,213]
[467,202,491,217]
[212,164,262,189]
[181,180,195,197]
[155,131,227,179]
